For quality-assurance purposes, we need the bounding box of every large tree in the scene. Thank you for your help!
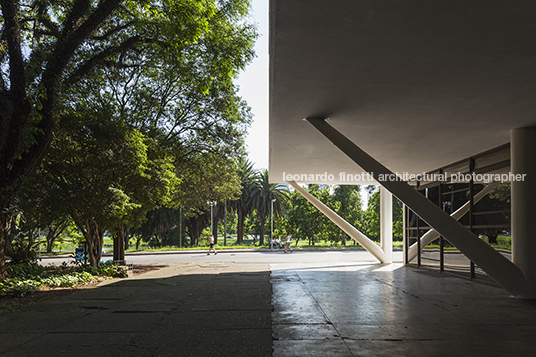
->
[333,185,362,245]
[41,113,176,266]
[0,0,256,276]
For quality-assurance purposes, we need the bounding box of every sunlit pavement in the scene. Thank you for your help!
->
[271,259,536,357]
[38,249,404,267]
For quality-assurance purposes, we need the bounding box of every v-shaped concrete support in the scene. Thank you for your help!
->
[288,181,388,263]
[306,117,527,296]
[407,181,500,262]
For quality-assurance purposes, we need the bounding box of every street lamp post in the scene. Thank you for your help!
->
[224,200,227,246]
[210,201,215,239]
[179,207,182,247]
[271,199,276,250]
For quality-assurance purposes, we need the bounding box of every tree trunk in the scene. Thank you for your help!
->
[45,226,58,253]
[237,208,244,245]
[124,227,130,250]
[0,209,10,280]
[487,231,499,245]
[44,219,69,253]
[113,225,125,264]
[46,233,54,253]
[342,231,347,246]
[86,219,103,267]
[186,215,207,247]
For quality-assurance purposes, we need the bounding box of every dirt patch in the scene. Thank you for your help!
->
[0,264,168,313]
[132,264,169,275]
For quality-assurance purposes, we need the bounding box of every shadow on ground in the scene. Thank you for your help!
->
[0,262,272,357]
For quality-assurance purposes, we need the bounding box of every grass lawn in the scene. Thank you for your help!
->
[37,235,410,254]
[124,237,406,252]
[40,233,512,254]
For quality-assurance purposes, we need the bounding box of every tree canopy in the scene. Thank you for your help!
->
[0,0,257,273]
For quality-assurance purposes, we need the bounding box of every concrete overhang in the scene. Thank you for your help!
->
[269,0,536,184]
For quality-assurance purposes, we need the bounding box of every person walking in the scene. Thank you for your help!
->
[284,233,293,253]
[207,235,217,255]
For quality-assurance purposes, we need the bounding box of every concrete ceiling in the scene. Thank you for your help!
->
[269,0,536,184]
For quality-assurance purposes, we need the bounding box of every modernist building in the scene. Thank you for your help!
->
[269,0,536,298]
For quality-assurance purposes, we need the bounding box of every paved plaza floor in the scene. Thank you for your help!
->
[2,251,536,356]
[271,261,536,356]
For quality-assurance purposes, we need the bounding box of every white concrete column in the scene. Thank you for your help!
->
[380,186,393,263]
[511,127,536,299]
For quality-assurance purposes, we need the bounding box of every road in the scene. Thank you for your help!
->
[38,249,405,267]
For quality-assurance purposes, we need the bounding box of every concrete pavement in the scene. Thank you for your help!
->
[271,261,536,356]
[3,251,536,356]
[0,262,272,357]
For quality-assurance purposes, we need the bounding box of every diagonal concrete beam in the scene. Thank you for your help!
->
[408,181,500,261]
[306,117,527,296]
[288,181,387,263]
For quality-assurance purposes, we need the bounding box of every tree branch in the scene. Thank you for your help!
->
[65,35,142,86]
[92,22,134,41]
[36,2,61,38]
[43,0,122,84]
[62,0,91,35]
[9,0,123,184]
[0,0,26,98]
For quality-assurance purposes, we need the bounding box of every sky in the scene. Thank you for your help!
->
[236,0,269,171]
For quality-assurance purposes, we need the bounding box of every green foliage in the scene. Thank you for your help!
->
[361,188,404,241]
[0,263,127,297]
[6,240,39,264]
[38,272,96,288]
[2,0,257,274]
[489,183,511,202]
[249,169,288,243]
[6,263,45,279]
[0,279,42,297]
[482,235,511,250]
[78,264,128,278]
[283,185,346,244]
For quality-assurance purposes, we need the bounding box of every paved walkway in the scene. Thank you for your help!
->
[3,255,536,356]
[0,262,272,357]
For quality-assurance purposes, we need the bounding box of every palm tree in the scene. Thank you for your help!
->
[229,158,256,245]
[250,169,288,245]
[137,207,183,247]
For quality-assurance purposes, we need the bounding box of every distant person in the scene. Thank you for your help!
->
[285,234,293,253]
[275,237,282,249]
[207,236,217,255]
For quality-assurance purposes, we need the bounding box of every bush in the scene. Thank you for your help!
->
[78,264,128,278]
[0,262,128,297]
[7,240,38,264]
[7,263,46,279]
[497,235,511,249]
[0,279,42,297]
[39,272,97,287]
[97,265,128,278]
